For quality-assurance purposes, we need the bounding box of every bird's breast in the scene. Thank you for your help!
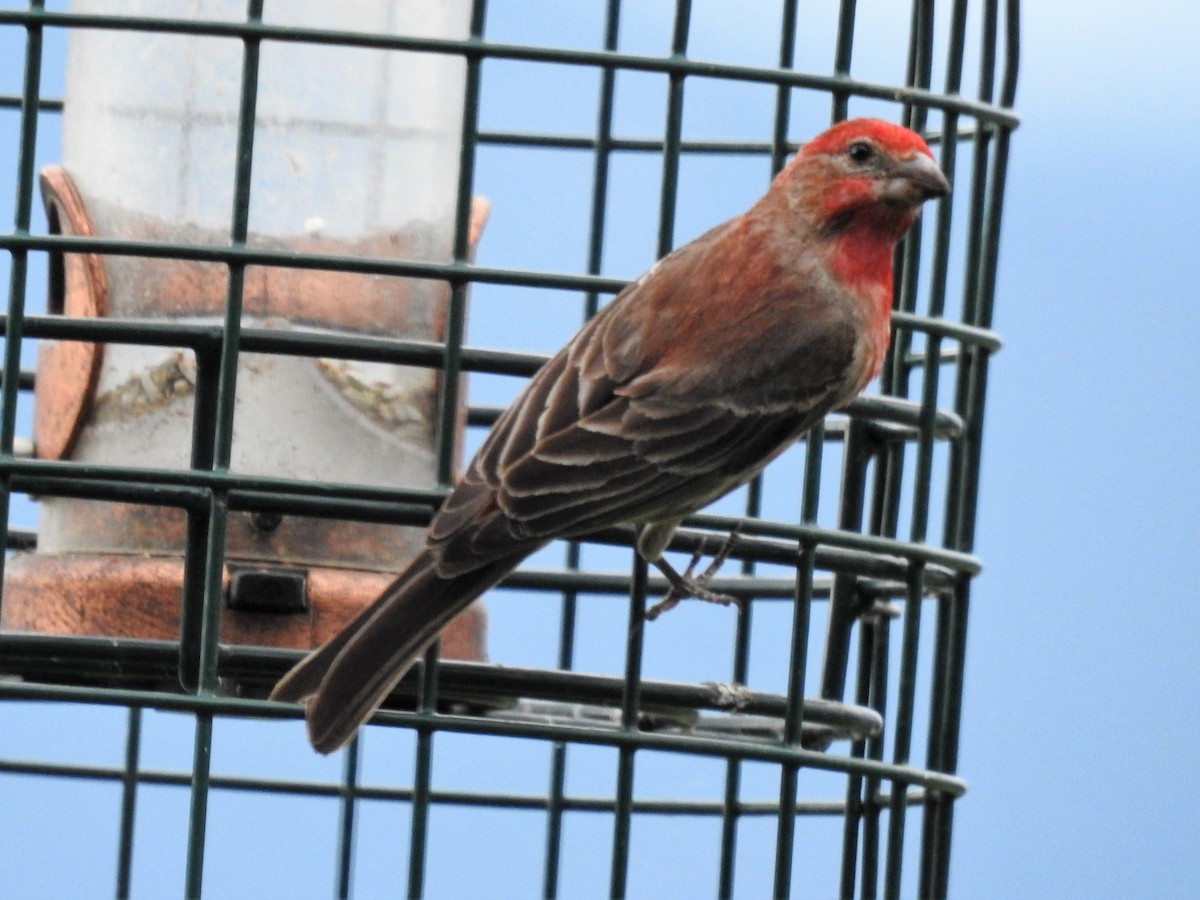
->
[852,279,893,391]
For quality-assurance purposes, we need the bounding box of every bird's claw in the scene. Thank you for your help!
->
[645,528,743,621]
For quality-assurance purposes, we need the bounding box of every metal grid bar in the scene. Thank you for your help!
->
[0,738,939,814]
[925,4,1021,894]
[542,0,624,894]
[0,1,1019,897]
[182,4,265,893]
[336,739,360,899]
[0,0,43,595]
[0,8,1020,127]
[115,705,141,898]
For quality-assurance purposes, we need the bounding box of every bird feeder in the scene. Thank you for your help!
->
[3,0,486,660]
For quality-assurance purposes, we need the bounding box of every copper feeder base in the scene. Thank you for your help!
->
[1,553,485,660]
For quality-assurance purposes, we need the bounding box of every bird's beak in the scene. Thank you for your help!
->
[884,153,951,206]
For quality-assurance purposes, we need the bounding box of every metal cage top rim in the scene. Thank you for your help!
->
[0,8,1020,128]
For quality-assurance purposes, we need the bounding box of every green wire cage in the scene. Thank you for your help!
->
[0,1,1018,897]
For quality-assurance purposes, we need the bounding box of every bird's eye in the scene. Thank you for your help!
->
[847,141,874,164]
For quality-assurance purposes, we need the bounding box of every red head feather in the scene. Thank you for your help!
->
[798,117,936,160]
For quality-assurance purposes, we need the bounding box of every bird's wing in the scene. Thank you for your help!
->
[428,221,859,577]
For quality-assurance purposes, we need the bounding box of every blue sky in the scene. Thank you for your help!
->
[1,1,1198,898]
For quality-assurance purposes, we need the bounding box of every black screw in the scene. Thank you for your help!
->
[249,510,283,533]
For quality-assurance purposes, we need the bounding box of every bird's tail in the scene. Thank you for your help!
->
[271,550,520,753]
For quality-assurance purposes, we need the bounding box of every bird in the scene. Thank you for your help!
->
[271,117,950,753]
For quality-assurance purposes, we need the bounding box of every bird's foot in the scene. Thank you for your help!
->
[645,527,743,621]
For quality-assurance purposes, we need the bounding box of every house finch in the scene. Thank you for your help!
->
[272,118,949,753]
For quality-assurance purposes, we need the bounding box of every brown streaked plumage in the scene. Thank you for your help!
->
[272,118,950,753]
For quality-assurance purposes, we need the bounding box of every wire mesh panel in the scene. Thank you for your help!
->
[0,1,1018,897]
